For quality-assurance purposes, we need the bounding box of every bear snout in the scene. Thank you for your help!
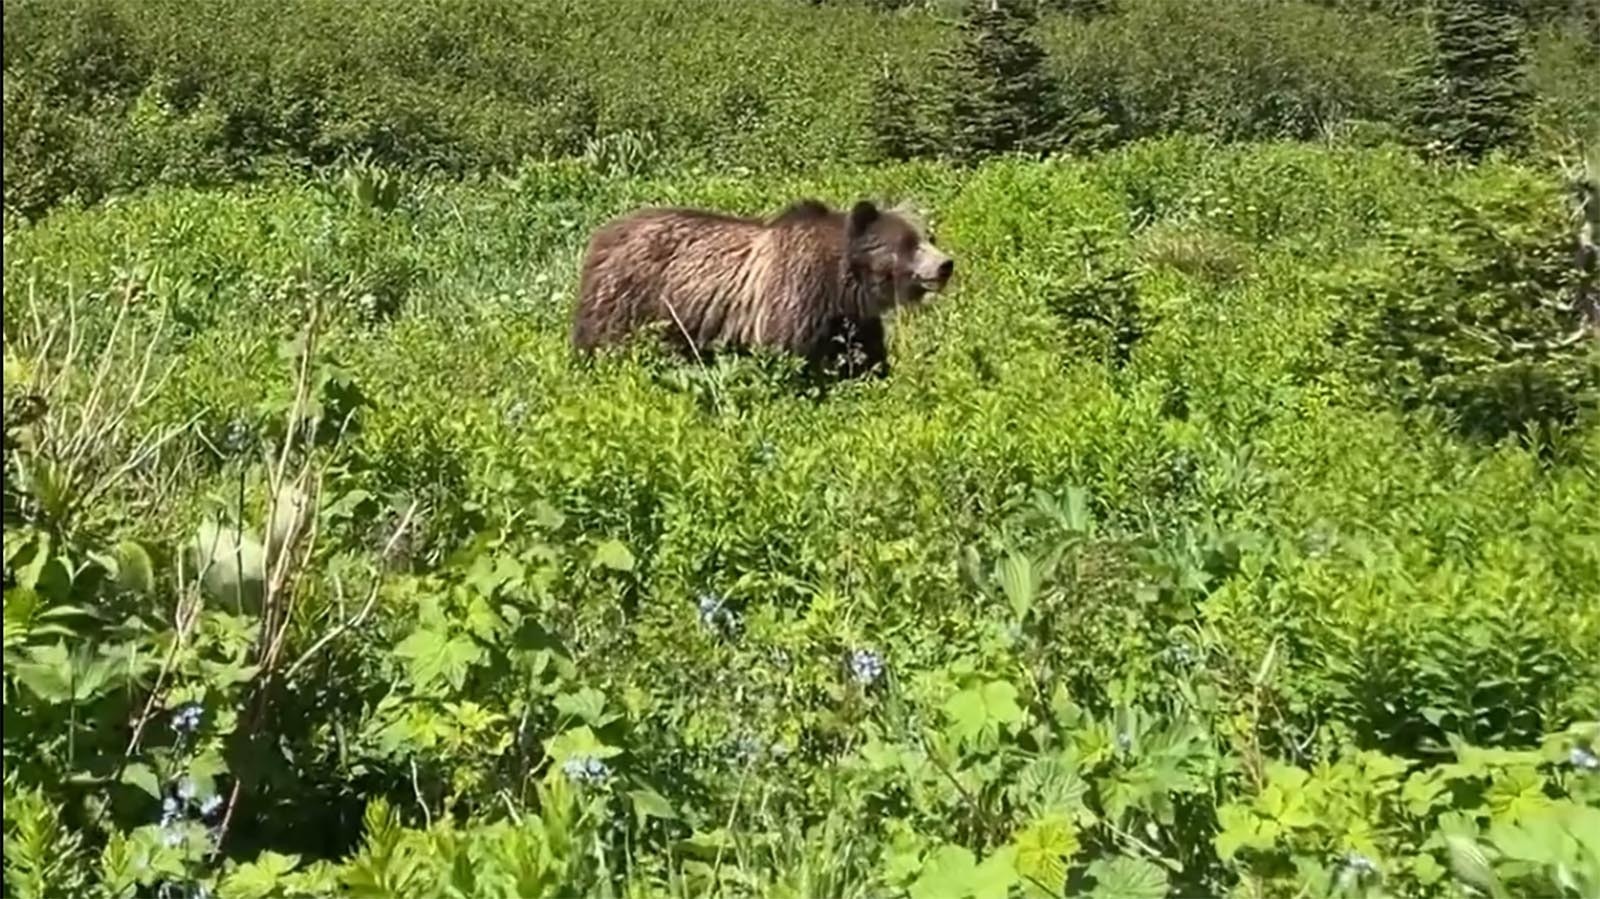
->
[914,249,954,290]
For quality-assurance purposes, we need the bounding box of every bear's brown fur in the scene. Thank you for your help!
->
[569,198,954,378]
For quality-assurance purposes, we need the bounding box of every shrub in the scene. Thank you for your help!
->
[1407,0,1534,160]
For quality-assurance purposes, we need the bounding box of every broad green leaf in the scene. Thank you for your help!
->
[120,763,161,800]
[944,680,1025,747]
[191,519,265,613]
[1488,816,1564,867]
[98,829,141,897]
[554,687,610,726]
[1087,856,1168,899]
[1215,803,1273,859]
[628,788,679,824]
[591,539,634,572]
[1485,766,1550,824]
[1258,780,1316,830]
[1402,768,1447,816]
[1015,753,1090,822]
[188,750,230,799]
[221,851,301,899]
[998,551,1039,620]
[394,628,483,692]
[544,725,622,765]
[465,552,525,599]
[1411,853,1445,885]
[1012,815,1078,890]
[532,500,566,531]
[1445,834,1502,898]
[463,593,505,642]
[909,844,977,899]
[973,846,1020,899]
[1568,805,1600,866]
[112,540,155,595]
[12,642,74,703]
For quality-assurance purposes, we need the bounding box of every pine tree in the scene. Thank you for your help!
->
[1409,0,1532,160]
[935,0,1065,166]
[867,62,937,162]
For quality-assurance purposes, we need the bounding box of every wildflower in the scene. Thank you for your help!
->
[696,592,740,636]
[732,734,764,766]
[1344,852,1377,875]
[697,593,724,626]
[1333,852,1379,892]
[505,401,529,426]
[1115,730,1133,754]
[848,649,884,686]
[160,796,182,828]
[561,755,610,784]
[199,795,224,819]
[222,419,252,455]
[1570,746,1599,772]
[176,778,197,802]
[170,703,203,736]
[1167,642,1196,666]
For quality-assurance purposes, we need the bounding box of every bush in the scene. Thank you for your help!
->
[1407,0,1534,160]
[4,139,1598,896]
[5,0,1595,219]
[1339,164,1599,441]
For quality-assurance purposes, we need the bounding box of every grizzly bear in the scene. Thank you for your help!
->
[569,198,954,378]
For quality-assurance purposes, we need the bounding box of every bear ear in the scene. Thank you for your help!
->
[847,200,880,236]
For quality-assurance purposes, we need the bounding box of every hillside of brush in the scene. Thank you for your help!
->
[3,2,1599,898]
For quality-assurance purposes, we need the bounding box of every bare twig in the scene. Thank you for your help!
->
[280,501,418,683]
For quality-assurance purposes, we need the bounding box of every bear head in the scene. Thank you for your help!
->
[845,200,955,310]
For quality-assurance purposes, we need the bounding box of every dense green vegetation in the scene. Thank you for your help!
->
[4,0,1597,219]
[4,1,1599,898]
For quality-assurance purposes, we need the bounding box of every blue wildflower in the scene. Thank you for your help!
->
[160,796,181,828]
[848,649,884,686]
[1570,746,1599,772]
[170,703,203,736]
[732,734,764,766]
[561,755,610,784]
[1334,852,1379,892]
[697,593,724,625]
[222,419,252,455]
[1345,852,1377,875]
[696,592,740,636]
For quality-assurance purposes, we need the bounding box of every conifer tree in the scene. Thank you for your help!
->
[1409,0,1532,160]
[935,0,1065,165]
[867,62,937,162]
